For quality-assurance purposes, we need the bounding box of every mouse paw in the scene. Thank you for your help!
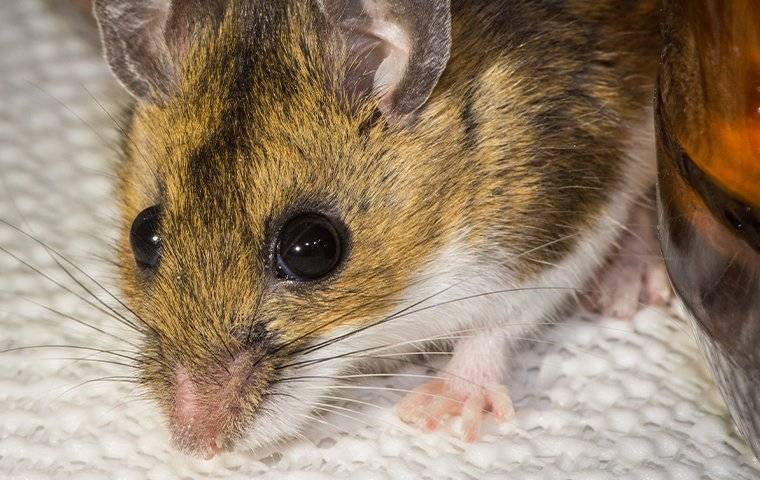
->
[582,254,671,319]
[582,201,672,319]
[395,380,514,442]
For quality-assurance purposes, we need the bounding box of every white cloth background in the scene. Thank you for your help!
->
[1,1,758,479]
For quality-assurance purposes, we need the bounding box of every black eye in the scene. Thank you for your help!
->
[275,213,343,281]
[130,205,162,271]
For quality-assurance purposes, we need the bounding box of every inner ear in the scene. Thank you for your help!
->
[324,0,452,119]
[339,5,411,107]
[94,0,228,103]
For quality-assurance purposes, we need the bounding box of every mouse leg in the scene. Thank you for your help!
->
[581,201,672,319]
[396,331,515,441]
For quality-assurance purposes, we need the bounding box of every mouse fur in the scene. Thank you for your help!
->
[94,0,662,455]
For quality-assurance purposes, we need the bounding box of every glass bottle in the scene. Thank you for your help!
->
[657,0,760,458]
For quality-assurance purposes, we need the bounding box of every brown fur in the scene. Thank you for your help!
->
[115,0,660,452]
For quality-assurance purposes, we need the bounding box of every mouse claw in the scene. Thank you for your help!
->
[461,384,514,442]
[396,381,457,431]
[396,380,514,441]
[485,384,515,423]
[461,394,486,442]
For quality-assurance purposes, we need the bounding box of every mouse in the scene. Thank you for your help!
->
[90,0,667,457]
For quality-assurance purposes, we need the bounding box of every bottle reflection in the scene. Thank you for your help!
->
[657,0,760,459]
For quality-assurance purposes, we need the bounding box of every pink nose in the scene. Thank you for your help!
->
[173,367,226,457]
[172,354,253,457]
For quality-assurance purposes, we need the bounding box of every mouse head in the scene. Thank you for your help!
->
[94,0,483,456]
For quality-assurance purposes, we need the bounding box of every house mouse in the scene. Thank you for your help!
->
[91,0,667,457]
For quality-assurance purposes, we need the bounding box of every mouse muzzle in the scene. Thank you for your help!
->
[167,350,272,458]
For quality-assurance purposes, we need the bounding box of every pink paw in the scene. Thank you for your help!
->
[395,380,514,442]
[582,254,671,319]
[582,202,673,319]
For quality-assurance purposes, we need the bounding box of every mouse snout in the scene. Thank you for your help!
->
[170,352,263,458]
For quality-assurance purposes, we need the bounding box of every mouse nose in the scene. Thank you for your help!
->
[171,353,256,457]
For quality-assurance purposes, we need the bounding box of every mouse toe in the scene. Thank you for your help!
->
[396,379,514,441]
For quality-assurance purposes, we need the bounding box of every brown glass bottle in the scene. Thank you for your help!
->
[657,0,760,458]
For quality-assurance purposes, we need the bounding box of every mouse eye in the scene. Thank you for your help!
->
[275,213,343,281]
[130,205,162,271]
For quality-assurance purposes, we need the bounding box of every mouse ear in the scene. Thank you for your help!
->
[94,0,227,103]
[322,0,452,120]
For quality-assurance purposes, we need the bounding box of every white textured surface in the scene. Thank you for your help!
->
[1,1,759,479]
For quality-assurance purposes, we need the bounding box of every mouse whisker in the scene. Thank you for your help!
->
[282,325,498,371]
[293,412,353,438]
[286,280,466,359]
[24,298,139,349]
[107,392,154,415]
[51,375,139,403]
[279,373,446,383]
[291,285,584,362]
[2,313,172,370]
[319,394,495,433]
[287,323,523,367]
[24,80,124,161]
[245,291,264,346]
[284,384,500,442]
[252,276,450,369]
[248,296,404,383]
[281,374,449,394]
[509,231,584,261]
[284,355,489,394]
[196,317,234,375]
[319,393,404,411]
[0,344,145,375]
[0,218,150,335]
[364,335,611,362]
[80,84,157,177]
[0,242,142,338]
[214,322,236,366]
[299,384,468,406]
[310,402,396,433]
[286,326,614,373]
[501,211,660,262]
[53,356,138,370]
[285,336,609,399]
[1,343,140,358]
